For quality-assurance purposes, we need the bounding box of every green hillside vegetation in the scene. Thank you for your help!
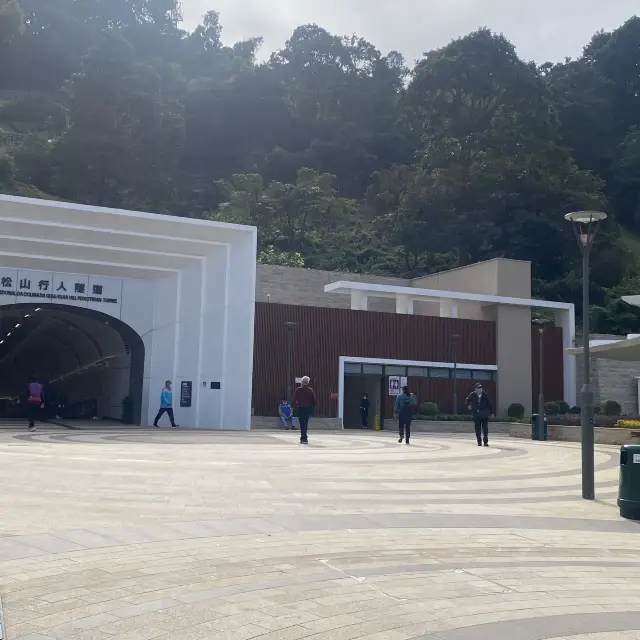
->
[1,1,640,331]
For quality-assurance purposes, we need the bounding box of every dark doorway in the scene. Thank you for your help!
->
[0,304,144,424]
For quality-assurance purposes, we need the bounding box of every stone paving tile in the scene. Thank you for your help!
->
[0,431,639,639]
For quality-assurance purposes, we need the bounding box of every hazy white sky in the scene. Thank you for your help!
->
[180,0,638,64]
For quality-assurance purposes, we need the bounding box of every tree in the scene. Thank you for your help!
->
[49,33,185,211]
[399,29,623,294]
[210,168,358,267]
[0,0,22,46]
[266,24,409,197]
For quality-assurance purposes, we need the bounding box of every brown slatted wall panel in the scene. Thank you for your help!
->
[253,303,497,417]
[531,326,565,408]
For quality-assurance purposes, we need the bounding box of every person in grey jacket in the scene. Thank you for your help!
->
[394,386,418,445]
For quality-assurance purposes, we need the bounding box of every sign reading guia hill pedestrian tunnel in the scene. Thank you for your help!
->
[0,267,122,314]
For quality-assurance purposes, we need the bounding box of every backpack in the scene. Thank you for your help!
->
[27,382,42,404]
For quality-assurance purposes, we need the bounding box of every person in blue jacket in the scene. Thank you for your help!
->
[279,399,297,429]
[153,380,179,428]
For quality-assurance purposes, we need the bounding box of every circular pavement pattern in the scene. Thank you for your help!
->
[0,428,639,639]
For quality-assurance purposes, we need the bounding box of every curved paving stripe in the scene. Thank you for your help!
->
[0,430,635,640]
[420,611,640,639]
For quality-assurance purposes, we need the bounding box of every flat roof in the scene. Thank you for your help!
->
[324,281,573,310]
[567,336,640,361]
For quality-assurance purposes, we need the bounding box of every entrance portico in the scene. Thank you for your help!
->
[0,195,257,429]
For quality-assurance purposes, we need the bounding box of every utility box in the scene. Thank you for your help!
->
[618,445,640,520]
[531,414,548,441]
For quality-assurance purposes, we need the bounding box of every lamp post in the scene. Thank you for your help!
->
[451,334,460,413]
[565,210,608,500]
[533,320,546,441]
[284,321,297,403]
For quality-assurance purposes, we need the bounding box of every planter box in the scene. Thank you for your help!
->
[410,421,513,435]
[251,416,342,431]
[509,423,640,445]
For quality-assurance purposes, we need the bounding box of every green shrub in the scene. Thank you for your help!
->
[554,400,570,415]
[544,401,561,415]
[507,402,525,419]
[601,400,622,416]
[420,402,439,417]
[594,405,601,415]
[568,405,581,414]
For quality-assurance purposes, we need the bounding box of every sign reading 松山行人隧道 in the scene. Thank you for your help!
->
[0,268,123,314]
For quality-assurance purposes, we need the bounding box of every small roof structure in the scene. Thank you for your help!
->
[567,336,640,361]
[567,296,640,361]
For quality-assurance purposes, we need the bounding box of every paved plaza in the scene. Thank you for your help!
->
[0,428,639,639]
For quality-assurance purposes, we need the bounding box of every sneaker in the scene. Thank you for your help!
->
[484,442,489,447]
[406,441,410,445]
[300,440,309,445]
[154,425,160,428]
[398,437,403,443]
[28,426,36,432]
[477,441,482,447]
[172,425,180,429]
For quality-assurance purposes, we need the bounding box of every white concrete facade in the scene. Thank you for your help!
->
[0,195,257,429]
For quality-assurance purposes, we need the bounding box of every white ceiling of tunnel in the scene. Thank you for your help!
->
[0,305,131,394]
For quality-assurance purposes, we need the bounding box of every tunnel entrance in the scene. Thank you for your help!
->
[0,304,144,424]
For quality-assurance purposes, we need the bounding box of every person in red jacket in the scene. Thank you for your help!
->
[292,376,316,445]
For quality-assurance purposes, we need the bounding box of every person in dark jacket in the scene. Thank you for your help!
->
[394,386,418,445]
[466,383,493,447]
[292,376,316,445]
[359,393,370,429]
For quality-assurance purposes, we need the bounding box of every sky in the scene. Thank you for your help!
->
[180,0,638,64]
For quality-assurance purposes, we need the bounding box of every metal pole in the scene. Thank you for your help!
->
[581,245,595,499]
[537,327,544,440]
[453,337,458,414]
[285,325,294,403]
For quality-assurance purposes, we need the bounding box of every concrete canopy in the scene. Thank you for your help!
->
[0,194,254,280]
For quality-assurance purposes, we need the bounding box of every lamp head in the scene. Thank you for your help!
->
[565,211,607,248]
[564,211,607,224]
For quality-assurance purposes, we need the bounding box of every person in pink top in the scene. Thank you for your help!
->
[26,376,44,432]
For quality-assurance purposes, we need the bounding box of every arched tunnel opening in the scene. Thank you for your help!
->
[0,304,144,425]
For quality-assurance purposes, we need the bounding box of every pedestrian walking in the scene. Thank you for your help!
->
[292,376,316,445]
[26,376,44,432]
[359,393,370,429]
[466,383,493,447]
[395,386,417,445]
[153,380,179,428]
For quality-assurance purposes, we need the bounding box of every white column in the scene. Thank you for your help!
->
[556,306,577,407]
[351,290,368,311]
[440,299,459,318]
[395,294,414,314]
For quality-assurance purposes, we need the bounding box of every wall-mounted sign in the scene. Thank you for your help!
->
[0,268,123,314]
[389,376,400,396]
[180,381,193,408]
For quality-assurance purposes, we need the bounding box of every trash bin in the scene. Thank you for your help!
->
[618,445,640,520]
[531,414,548,441]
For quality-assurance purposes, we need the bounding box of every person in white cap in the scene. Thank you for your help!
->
[292,376,316,445]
